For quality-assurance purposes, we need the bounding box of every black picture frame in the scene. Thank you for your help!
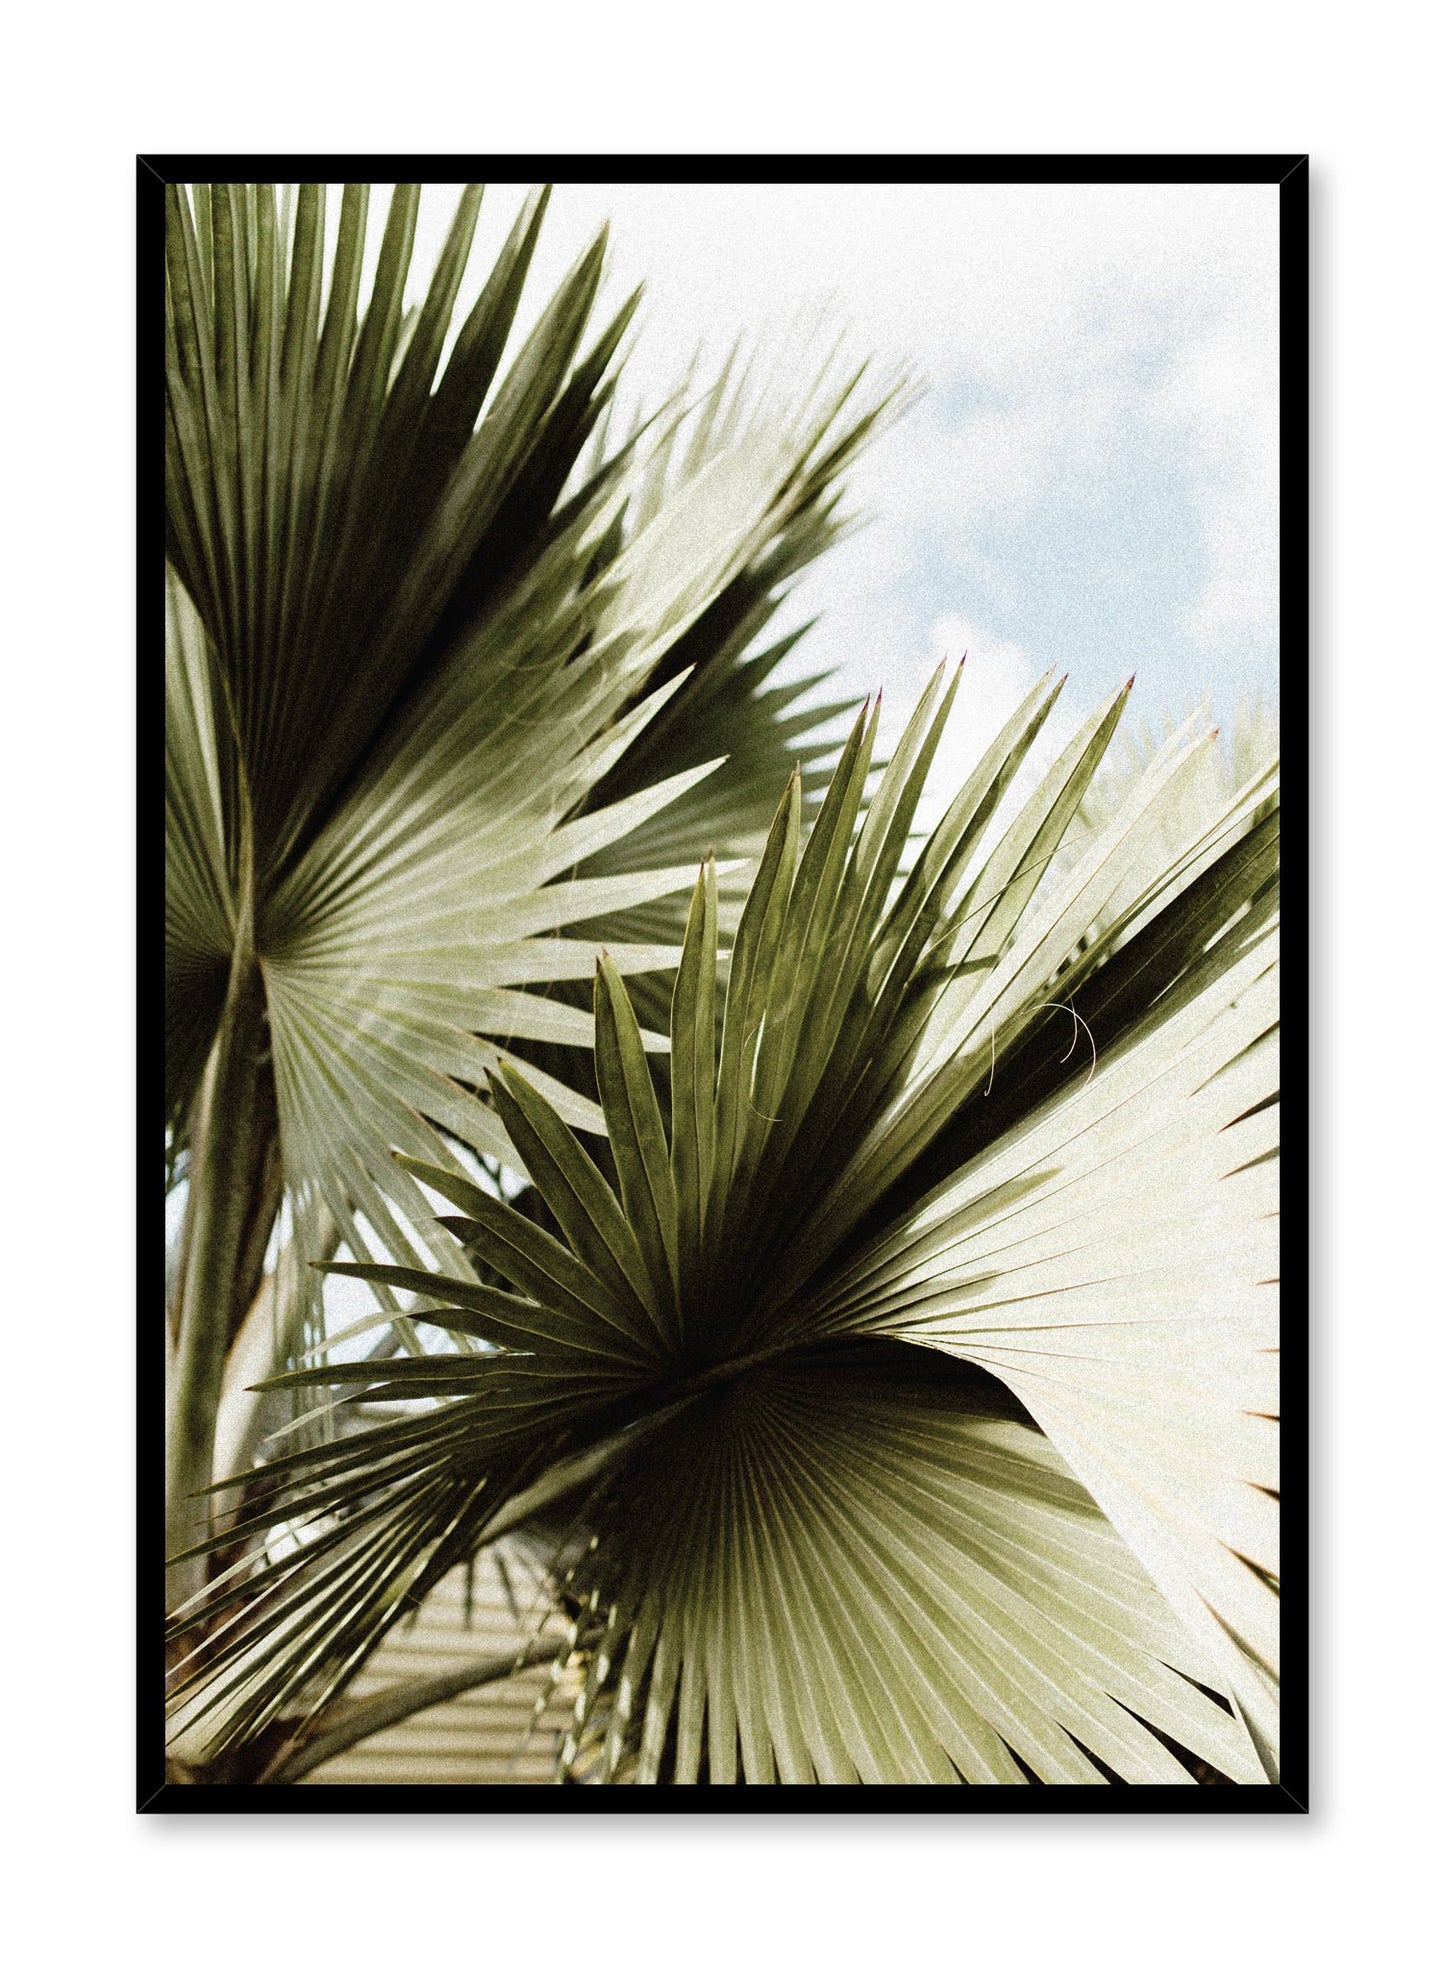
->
[141,152,1307,1815]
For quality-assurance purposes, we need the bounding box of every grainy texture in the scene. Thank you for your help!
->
[301,1549,579,1785]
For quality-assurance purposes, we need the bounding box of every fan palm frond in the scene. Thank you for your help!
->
[170,670,1280,1783]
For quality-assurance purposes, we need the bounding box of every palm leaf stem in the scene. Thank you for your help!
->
[167,808,269,1608]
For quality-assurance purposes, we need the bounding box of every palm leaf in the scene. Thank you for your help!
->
[810,913,1281,1771]
[557,1353,1262,1784]
[169,670,1280,1782]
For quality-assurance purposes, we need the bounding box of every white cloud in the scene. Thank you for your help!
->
[924,613,1038,749]
[1147,329,1280,645]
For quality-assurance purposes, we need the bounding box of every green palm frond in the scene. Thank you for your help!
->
[170,671,1280,1783]
[165,182,881,1159]
[163,182,897,1580]
[576,348,901,865]
[503,347,906,1047]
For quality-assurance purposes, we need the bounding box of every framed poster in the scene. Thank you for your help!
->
[145,154,1304,1810]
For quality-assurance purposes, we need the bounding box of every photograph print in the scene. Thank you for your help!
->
[152,157,1302,1805]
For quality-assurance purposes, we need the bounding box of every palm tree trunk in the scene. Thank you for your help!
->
[166,863,267,1611]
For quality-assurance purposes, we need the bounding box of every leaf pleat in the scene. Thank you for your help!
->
[568,1360,1258,1784]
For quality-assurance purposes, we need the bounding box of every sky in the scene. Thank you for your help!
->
[392,179,1281,807]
